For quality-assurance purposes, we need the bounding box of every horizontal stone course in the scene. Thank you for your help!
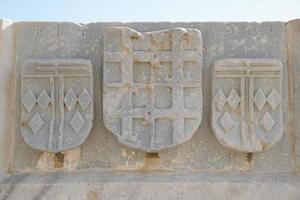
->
[1,171,300,200]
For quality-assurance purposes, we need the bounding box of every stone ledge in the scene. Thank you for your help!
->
[1,171,300,200]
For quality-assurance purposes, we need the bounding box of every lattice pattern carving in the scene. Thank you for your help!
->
[103,27,203,151]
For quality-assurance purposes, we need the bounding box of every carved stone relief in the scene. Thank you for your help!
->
[21,59,93,153]
[211,59,283,152]
[103,27,202,151]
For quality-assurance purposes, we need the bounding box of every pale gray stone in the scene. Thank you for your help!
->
[0,18,297,199]
[11,21,290,173]
[287,19,300,172]
[103,27,202,151]
[21,59,94,153]
[0,19,14,171]
[211,58,283,152]
[1,172,300,200]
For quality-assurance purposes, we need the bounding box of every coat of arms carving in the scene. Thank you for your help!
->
[21,59,93,152]
[103,27,203,151]
[211,59,283,152]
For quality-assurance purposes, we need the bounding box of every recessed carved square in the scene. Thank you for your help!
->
[132,88,150,108]
[154,118,173,147]
[154,86,172,109]
[211,59,283,152]
[103,27,203,151]
[21,59,94,153]
[133,62,151,83]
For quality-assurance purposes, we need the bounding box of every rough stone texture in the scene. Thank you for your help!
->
[10,21,290,173]
[0,172,300,200]
[211,58,283,152]
[287,19,300,172]
[0,19,14,171]
[36,147,81,171]
[0,19,298,199]
[21,59,93,153]
[103,27,202,151]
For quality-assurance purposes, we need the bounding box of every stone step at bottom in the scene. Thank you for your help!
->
[0,171,299,200]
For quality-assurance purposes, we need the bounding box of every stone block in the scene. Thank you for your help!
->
[10,21,290,172]
[0,18,297,199]
[0,172,300,200]
[286,19,300,172]
[0,19,14,171]
[103,27,202,151]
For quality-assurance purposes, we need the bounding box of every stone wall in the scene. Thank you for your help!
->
[0,19,300,199]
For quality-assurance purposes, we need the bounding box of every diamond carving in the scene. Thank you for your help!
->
[64,89,77,111]
[28,112,44,134]
[212,59,283,152]
[37,89,51,110]
[260,111,275,132]
[227,89,241,110]
[214,89,226,111]
[70,111,85,133]
[219,111,234,132]
[78,88,91,110]
[22,90,36,112]
[21,59,94,152]
[254,89,267,111]
[267,89,281,110]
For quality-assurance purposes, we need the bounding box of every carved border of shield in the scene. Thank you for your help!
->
[103,27,203,151]
[21,59,94,153]
[211,58,283,152]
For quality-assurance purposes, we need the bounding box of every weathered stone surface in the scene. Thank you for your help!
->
[211,58,283,152]
[1,172,300,200]
[0,19,14,171]
[286,19,300,172]
[36,147,81,171]
[103,27,202,151]
[10,21,290,173]
[0,18,297,199]
[21,59,93,153]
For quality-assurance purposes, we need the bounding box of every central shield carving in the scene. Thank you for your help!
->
[21,59,93,153]
[211,59,283,152]
[103,27,202,151]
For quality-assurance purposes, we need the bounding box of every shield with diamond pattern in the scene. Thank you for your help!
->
[211,59,283,152]
[21,59,93,152]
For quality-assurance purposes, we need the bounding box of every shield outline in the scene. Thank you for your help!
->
[211,58,283,152]
[20,58,94,153]
[103,27,203,152]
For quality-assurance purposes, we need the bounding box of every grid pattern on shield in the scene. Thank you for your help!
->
[104,28,202,149]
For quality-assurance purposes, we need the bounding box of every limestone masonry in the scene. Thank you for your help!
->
[0,19,300,199]
[103,27,202,151]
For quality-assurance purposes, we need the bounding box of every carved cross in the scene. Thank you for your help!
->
[214,61,281,147]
